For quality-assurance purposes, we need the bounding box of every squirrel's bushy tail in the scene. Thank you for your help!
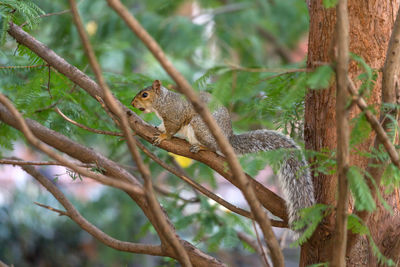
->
[229,130,315,229]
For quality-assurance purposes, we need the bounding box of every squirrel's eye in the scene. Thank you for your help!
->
[142,92,148,98]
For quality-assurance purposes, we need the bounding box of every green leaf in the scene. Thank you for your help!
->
[307,65,334,90]
[323,0,338,9]
[347,214,368,234]
[347,166,376,212]
[292,204,329,246]
[350,113,372,146]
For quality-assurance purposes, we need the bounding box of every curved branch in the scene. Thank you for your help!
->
[22,164,164,256]
[55,108,123,136]
[55,105,288,227]
[105,2,284,265]
[0,94,143,196]
[68,1,192,265]
[0,102,225,267]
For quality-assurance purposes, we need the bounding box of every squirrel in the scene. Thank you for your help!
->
[131,80,315,230]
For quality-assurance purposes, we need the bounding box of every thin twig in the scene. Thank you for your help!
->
[153,185,199,203]
[0,158,93,168]
[0,64,47,69]
[331,0,350,266]
[252,220,270,267]
[0,94,143,196]
[34,201,69,216]
[35,65,87,113]
[107,1,284,265]
[347,78,400,169]
[47,65,53,98]
[237,231,270,267]
[227,63,309,74]
[20,9,71,28]
[68,1,192,265]
[55,107,123,136]
[22,164,164,256]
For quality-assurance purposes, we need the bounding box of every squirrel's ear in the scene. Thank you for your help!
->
[152,80,161,91]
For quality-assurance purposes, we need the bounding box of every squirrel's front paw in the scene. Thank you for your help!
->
[189,144,208,153]
[152,132,169,145]
[189,144,200,153]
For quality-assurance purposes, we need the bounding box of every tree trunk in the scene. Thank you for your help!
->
[303,1,400,265]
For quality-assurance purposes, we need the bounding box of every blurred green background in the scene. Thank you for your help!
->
[0,0,313,266]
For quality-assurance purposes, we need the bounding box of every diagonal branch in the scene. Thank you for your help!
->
[347,78,400,169]
[55,106,288,226]
[22,164,164,256]
[6,21,287,222]
[106,1,284,265]
[55,107,123,136]
[34,202,69,216]
[0,94,143,196]
[67,1,191,265]
[331,0,350,265]
[0,103,224,267]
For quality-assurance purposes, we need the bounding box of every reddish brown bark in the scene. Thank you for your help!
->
[303,0,400,265]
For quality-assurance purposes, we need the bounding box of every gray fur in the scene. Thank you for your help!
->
[135,85,315,232]
[231,130,315,229]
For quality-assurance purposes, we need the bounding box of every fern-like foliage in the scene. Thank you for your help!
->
[348,214,395,266]
[291,204,330,246]
[0,0,44,44]
[347,166,376,212]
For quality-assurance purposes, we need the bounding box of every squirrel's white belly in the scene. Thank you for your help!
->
[178,124,200,145]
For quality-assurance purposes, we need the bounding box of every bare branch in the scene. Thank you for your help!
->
[0,158,93,168]
[0,102,224,267]
[68,1,191,265]
[347,78,400,169]
[331,0,350,266]
[20,9,71,28]
[0,64,47,69]
[55,107,123,136]
[237,231,270,267]
[106,1,284,265]
[0,94,143,196]
[22,164,164,256]
[153,185,199,203]
[34,202,69,216]
[227,63,309,74]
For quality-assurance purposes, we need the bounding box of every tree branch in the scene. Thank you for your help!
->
[347,78,400,169]
[55,106,288,226]
[331,0,350,265]
[0,158,92,167]
[106,1,284,265]
[55,107,123,136]
[22,164,165,256]
[0,103,224,267]
[68,1,191,265]
[0,94,143,196]
[6,21,288,223]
